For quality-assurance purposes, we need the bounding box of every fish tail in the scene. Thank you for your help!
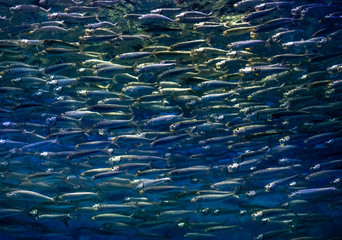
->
[8,16,13,25]
[79,39,84,53]
[205,37,212,47]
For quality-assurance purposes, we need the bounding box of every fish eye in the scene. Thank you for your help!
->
[217,115,225,121]
[185,100,196,108]
[265,184,272,192]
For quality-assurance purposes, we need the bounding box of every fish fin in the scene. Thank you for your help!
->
[205,37,212,47]
[131,62,139,74]
[129,113,137,126]
[8,16,13,25]
[194,63,201,72]
[151,49,158,60]
[124,171,134,180]
[113,142,121,150]
[97,83,110,90]
[79,39,84,53]
[232,193,240,199]
[133,171,141,178]
[73,0,84,4]
[82,125,93,136]
[116,33,124,41]
[62,219,69,228]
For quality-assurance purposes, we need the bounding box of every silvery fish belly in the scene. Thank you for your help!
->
[1,0,342,239]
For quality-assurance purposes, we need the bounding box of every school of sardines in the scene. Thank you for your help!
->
[1,0,342,239]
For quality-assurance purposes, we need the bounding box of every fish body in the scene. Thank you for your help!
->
[6,190,54,202]
[10,4,51,14]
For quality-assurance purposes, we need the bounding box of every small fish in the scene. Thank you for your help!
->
[91,213,132,222]
[168,39,208,51]
[190,193,237,202]
[58,192,98,202]
[6,190,54,202]
[265,175,299,192]
[135,62,176,74]
[10,4,51,14]
[66,149,109,161]
[115,51,154,61]
[288,187,340,199]
[151,7,182,15]
[151,133,189,147]
[138,14,175,25]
